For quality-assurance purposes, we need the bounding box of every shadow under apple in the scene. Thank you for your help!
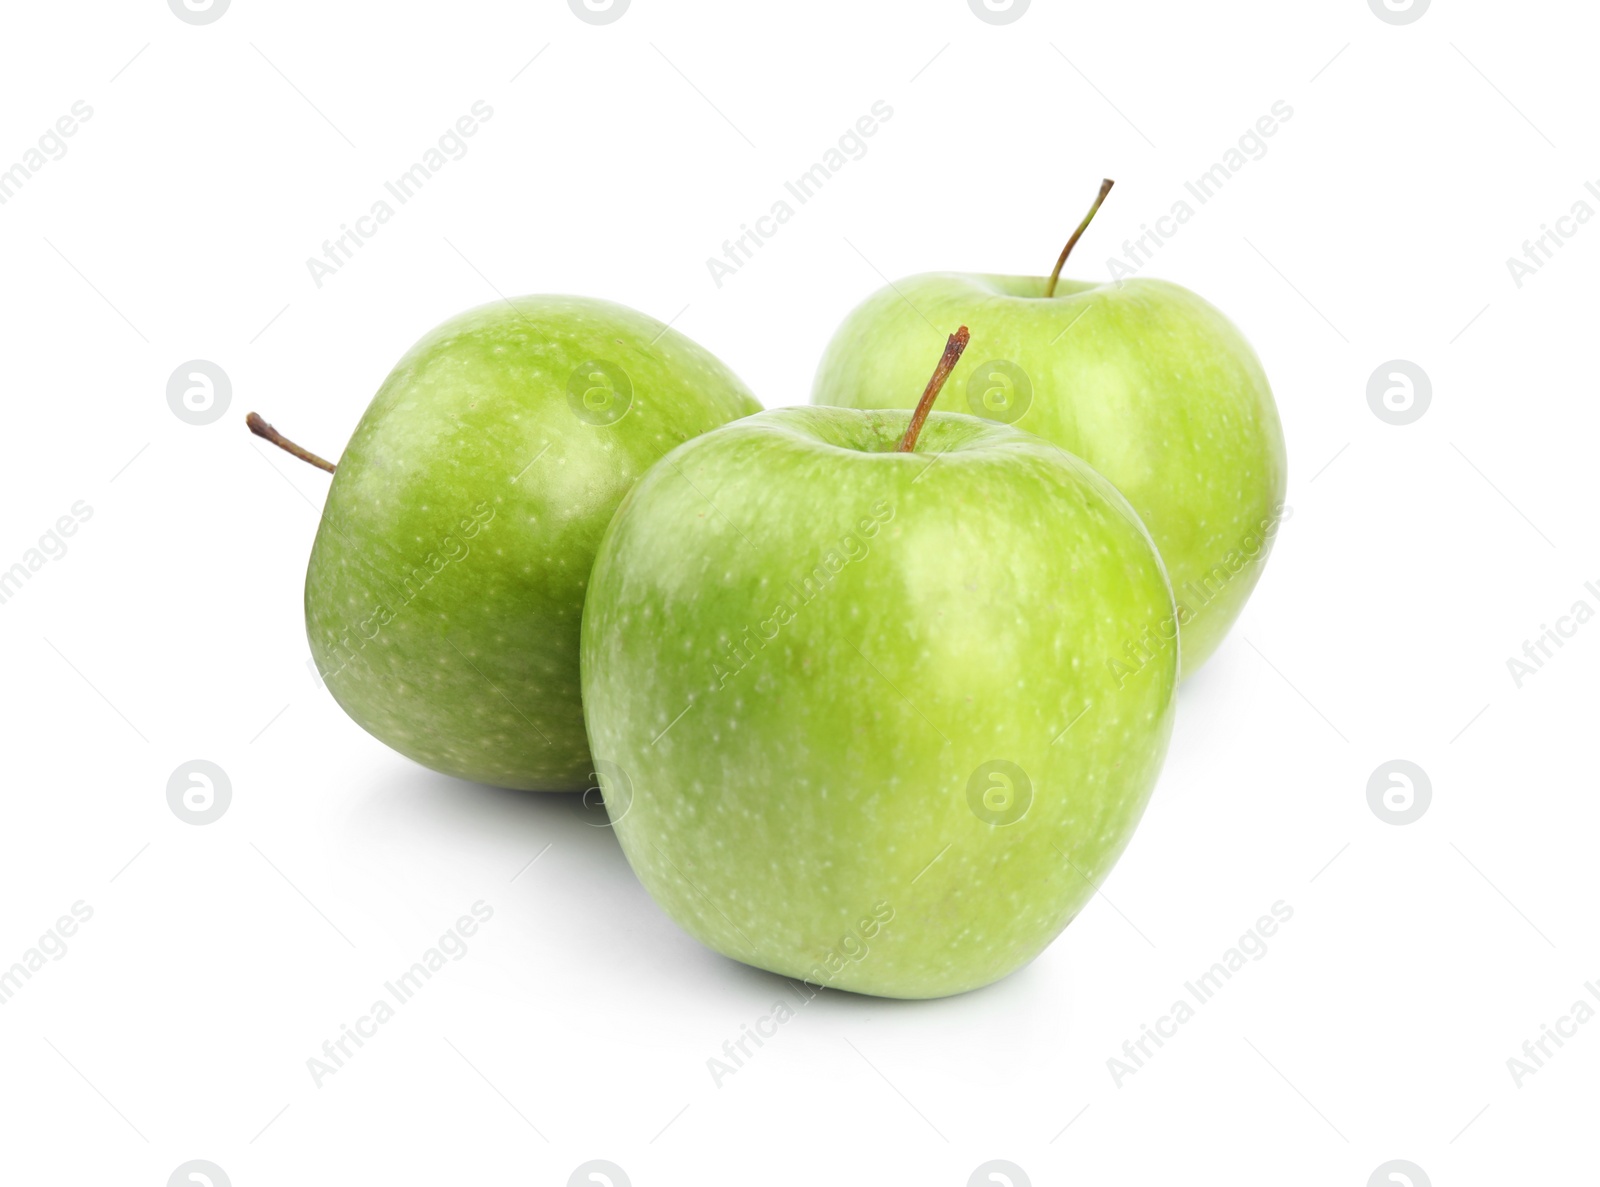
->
[339,754,1073,1011]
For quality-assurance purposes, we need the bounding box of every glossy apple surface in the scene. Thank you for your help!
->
[581,406,1177,998]
[306,296,760,790]
[812,274,1287,672]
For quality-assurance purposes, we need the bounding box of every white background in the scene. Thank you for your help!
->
[1,0,1594,1183]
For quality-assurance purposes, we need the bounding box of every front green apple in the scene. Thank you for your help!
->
[304,296,759,790]
[812,272,1287,673]
[580,401,1177,998]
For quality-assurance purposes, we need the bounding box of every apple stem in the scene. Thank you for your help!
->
[895,326,970,454]
[246,412,337,473]
[1044,178,1115,298]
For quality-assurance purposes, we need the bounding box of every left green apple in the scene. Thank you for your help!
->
[255,296,760,790]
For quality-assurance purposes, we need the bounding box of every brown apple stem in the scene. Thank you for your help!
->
[246,412,337,473]
[895,326,970,454]
[1044,178,1115,298]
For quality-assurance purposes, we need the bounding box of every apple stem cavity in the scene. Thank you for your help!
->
[895,326,970,454]
[246,412,337,474]
[1044,177,1115,299]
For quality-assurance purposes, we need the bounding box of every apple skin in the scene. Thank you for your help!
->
[580,406,1177,998]
[305,296,760,791]
[811,274,1287,673]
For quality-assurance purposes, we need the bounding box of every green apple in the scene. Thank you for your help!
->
[810,183,1287,673]
[291,296,759,790]
[581,331,1177,998]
